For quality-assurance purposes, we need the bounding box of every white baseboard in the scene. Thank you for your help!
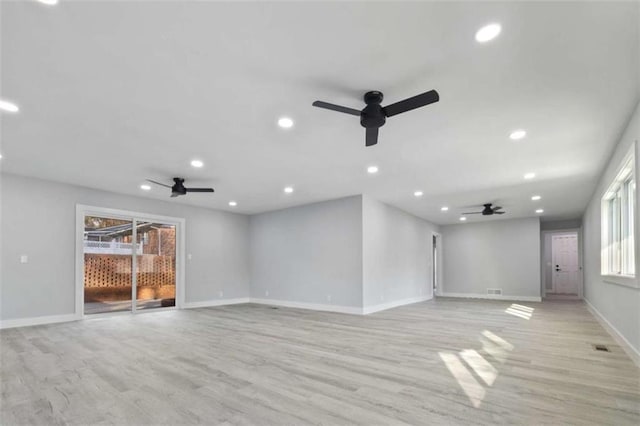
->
[439,292,542,302]
[584,298,640,368]
[249,298,363,315]
[0,313,80,330]
[362,295,432,315]
[249,296,432,316]
[183,297,251,309]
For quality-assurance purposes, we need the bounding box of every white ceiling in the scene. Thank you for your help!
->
[1,1,638,224]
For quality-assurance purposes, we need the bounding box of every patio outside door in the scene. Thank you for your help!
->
[83,216,134,314]
[81,209,181,316]
[135,222,176,310]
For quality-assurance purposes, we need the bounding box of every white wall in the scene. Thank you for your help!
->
[362,196,438,310]
[582,101,640,357]
[249,196,363,309]
[0,173,251,321]
[541,219,582,231]
[441,217,541,300]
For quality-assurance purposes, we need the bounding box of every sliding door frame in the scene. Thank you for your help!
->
[75,204,186,318]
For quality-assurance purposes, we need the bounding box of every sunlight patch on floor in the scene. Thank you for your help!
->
[439,352,486,408]
[460,349,498,386]
[505,303,534,320]
[439,329,514,408]
[481,330,514,352]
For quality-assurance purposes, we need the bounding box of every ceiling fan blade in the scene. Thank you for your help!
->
[185,188,215,193]
[147,179,172,188]
[492,206,503,211]
[365,127,379,147]
[494,211,506,214]
[462,212,482,215]
[382,90,439,118]
[170,192,180,198]
[312,101,361,116]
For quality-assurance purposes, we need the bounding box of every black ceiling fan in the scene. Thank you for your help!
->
[312,89,439,146]
[147,178,214,197]
[462,203,506,216]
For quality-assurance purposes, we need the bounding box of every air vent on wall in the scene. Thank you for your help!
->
[487,288,502,295]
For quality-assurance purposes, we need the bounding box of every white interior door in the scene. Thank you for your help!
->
[551,234,579,294]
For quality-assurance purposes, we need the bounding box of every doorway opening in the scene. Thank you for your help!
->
[76,206,185,316]
[542,230,582,299]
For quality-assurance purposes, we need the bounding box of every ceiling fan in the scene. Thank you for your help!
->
[462,203,506,216]
[312,89,439,147]
[147,178,214,197]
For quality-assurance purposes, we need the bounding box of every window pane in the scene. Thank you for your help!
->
[84,216,133,314]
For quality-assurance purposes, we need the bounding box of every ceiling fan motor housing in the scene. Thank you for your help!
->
[172,178,187,196]
[360,91,386,128]
[482,203,496,215]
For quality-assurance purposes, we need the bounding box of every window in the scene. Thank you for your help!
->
[601,149,635,277]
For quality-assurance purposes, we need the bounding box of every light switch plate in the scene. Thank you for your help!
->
[20,255,28,264]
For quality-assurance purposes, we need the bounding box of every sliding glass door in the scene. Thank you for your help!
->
[81,210,181,316]
[135,222,176,310]
[83,216,135,314]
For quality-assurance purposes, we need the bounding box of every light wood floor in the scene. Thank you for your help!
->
[1,298,639,425]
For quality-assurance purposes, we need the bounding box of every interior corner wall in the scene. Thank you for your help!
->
[441,217,541,300]
[0,173,251,322]
[361,196,438,309]
[249,195,364,309]
[582,101,640,355]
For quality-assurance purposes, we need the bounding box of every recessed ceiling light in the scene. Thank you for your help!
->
[536,209,544,214]
[37,0,59,5]
[229,201,237,207]
[140,184,151,191]
[460,216,467,221]
[0,99,19,113]
[367,165,379,174]
[278,117,294,129]
[531,195,541,201]
[284,186,294,194]
[524,172,536,180]
[441,206,449,212]
[190,160,204,168]
[475,23,502,43]
[510,130,527,140]
[414,191,424,197]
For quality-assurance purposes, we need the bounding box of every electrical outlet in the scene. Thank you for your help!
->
[380,294,384,301]
[327,295,332,302]
[265,290,269,297]
[187,253,192,260]
[219,291,223,298]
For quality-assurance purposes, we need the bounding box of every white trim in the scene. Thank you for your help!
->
[249,296,432,315]
[183,298,251,309]
[249,298,363,315]
[0,314,80,330]
[439,292,542,302]
[600,143,636,278]
[363,295,431,315]
[584,298,640,368]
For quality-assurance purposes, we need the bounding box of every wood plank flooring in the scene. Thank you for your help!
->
[1,298,639,425]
